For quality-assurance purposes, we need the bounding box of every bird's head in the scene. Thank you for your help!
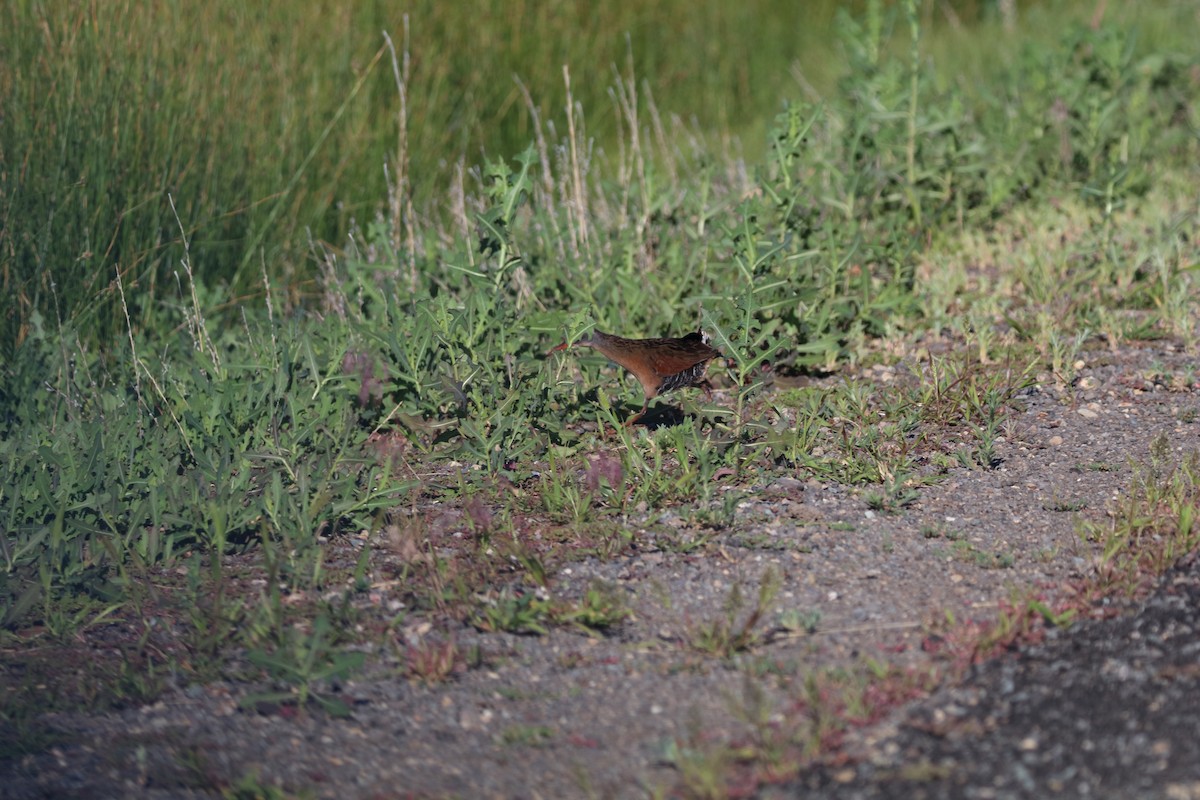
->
[547,331,597,355]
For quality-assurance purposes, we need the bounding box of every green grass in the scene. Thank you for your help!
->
[1,0,1199,735]
[4,0,1194,355]
[664,659,936,795]
[0,0,845,355]
[684,568,781,658]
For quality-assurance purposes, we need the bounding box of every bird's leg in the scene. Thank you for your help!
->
[622,400,650,428]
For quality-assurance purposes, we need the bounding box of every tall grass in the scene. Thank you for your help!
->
[0,0,847,356]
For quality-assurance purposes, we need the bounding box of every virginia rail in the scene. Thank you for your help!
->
[549,330,722,427]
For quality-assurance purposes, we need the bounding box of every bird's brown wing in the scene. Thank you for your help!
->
[646,337,720,377]
[678,331,722,359]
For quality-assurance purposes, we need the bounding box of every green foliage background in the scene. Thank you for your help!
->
[1,0,848,353]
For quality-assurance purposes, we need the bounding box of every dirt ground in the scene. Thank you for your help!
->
[3,340,1200,799]
[791,545,1200,799]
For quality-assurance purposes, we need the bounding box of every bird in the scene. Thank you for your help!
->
[549,329,722,427]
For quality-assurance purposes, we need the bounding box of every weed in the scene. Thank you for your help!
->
[685,569,781,657]
[660,736,736,800]
[405,637,461,685]
[1044,498,1089,512]
[242,615,365,717]
[555,582,632,636]
[499,724,555,747]
[1089,442,1200,595]
[778,608,823,636]
[540,448,597,525]
[657,530,716,555]
[863,475,920,513]
[180,556,246,679]
[968,593,1077,662]
[474,589,552,636]
[472,582,629,638]
[665,658,937,796]
[222,770,306,800]
[949,540,1015,570]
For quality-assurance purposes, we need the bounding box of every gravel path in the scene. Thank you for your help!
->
[793,547,1200,800]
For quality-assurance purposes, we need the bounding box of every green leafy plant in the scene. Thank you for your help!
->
[555,583,631,636]
[242,615,365,717]
[474,589,552,636]
[405,637,462,685]
[685,569,781,658]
